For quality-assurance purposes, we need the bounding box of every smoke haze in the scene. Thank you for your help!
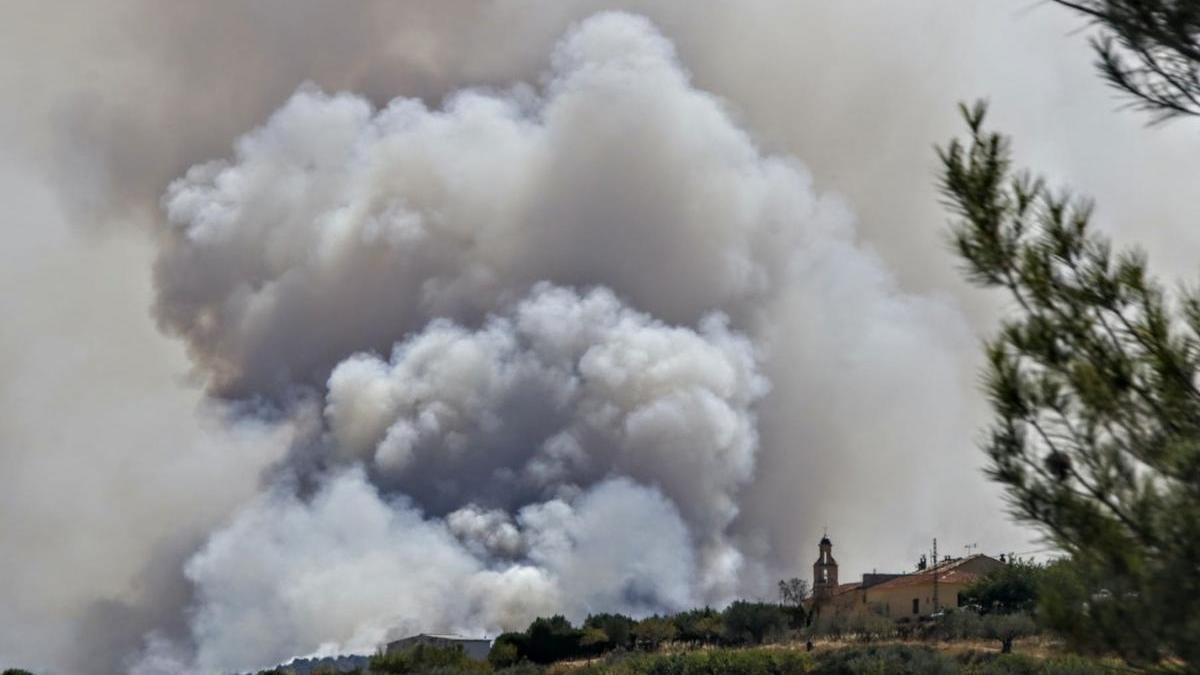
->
[4,2,1199,674]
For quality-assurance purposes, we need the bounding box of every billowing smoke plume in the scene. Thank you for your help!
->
[151,13,819,398]
[322,284,764,536]
[145,471,700,673]
[140,279,765,671]
[117,13,975,672]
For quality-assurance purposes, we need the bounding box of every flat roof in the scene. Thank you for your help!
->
[389,633,490,643]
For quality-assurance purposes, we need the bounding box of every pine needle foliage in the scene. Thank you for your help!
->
[938,101,1200,666]
[1054,0,1200,121]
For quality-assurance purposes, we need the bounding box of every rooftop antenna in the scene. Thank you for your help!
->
[964,543,978,557]
[932,538,939,613]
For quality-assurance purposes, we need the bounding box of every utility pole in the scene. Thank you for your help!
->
[932,537,939,613]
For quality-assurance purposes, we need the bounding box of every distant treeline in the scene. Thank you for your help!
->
[488,600,802,668]
[363,643,1118,675]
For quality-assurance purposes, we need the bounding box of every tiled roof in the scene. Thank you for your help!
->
[831,582,861,596]
[867,555,991,592]
[868,569,980,591]
[392,633,490,643]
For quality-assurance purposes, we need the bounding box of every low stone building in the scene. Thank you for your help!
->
[806,536,1005,620]
[385,633,493,661]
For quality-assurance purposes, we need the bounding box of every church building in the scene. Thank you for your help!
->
[811,534,840,601]
[805,535,1005,620]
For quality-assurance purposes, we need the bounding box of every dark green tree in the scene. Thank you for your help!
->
[721,601,789,646]
[938,100,1200,665]
[672,607,724,646]
[1052,1,1200,121]
[522,615,584,664]
[488,635,524,669]
[959,560,1043,614]
[583,613,635,651]
[630,615,677,651]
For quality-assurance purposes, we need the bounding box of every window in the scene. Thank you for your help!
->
[912,598,920,615]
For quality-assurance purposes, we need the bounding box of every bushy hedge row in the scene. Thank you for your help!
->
[578,645,1120,675]
[489,603,794,667]
[370,643,491,674]
[11,643,1119,675]
[575,648,815,675]
[488,606,1044,668]
[807,608,1039,654]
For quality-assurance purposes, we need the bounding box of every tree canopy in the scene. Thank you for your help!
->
[1054,0,1200,121]
[959,560,1043,615]
[720,601,789,646]
[939,101,1200,665]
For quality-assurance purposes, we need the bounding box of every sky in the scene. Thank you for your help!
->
[2,2,1198,674]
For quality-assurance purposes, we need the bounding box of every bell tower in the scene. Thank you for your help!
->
[812,534,839,601]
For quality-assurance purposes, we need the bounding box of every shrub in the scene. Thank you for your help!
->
[957,652,1041,675]
[671,607,723,646]
[815,644,957,675]
[493,663,545,675]
[981,613,1036,654]
[951,650,1119,675]
[576,647,815,675]
[933,608,984,641]
[488,637,522,669]
[1041,654,1121,675]
[631,616,677,650]
[369,643,489,674]
[844,613,896,643]
[808,611,850,640]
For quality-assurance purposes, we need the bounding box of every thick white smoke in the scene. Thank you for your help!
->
[117,13,991,672]
[324,283,764,536]
[139,278,763,673]
[151,470,699,674]
[107,12,1002,672]
[152,12,825,398]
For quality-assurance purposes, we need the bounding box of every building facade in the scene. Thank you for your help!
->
[385,633,493,661]
[806,536,1005,620]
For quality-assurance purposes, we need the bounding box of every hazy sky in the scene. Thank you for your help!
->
[2,3,1198,674]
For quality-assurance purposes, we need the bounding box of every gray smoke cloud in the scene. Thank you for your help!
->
[150,13,812,398]
[123,13,994,672]
[322,284,764,535]
[5,2,1199,674]
[131,16,815,668]
[142,471,699,674]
